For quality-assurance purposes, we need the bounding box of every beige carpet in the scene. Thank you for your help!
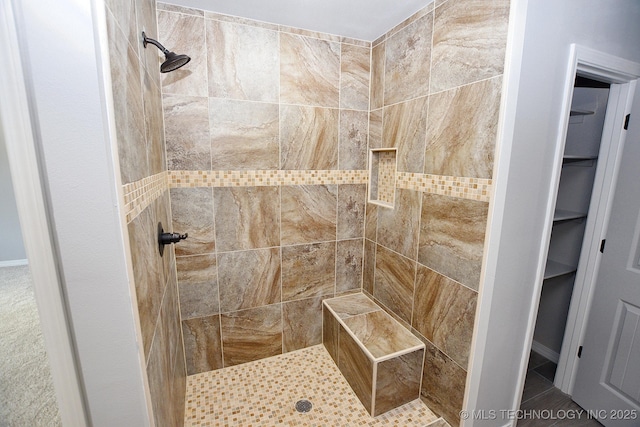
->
[0,265,61,426]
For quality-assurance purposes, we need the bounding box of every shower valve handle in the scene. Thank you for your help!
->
[157,222,188,256]
[159,232,188,245]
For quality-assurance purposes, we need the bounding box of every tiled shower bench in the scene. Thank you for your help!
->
[322,293,425,416]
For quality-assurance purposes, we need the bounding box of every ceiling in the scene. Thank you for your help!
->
[163,0,433,41]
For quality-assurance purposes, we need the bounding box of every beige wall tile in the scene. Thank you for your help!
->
[142,71,165,175]
[382,97,428,173]
[177,254,219,319]
[337,184,366,240]
[221,305,283,367]
[339,110,368,170]
[338,326,373,413]
[420,338,466,427]
[107,11,147,184]
[283,296,324,352]
[206,19,279,102]
[374,244,416,324]
[182,315,223,375]
[138,0,161,89]
[213,186,280,251]
[280,33,340,107]
[282,242,336,301]
[336,239,364,293]
[163,94,211,170]
[364,202,378,241]
[425,77,501,178]
[384,13,433,106]
[210,98,280,170]
[363,239,376,295]
[370,42,385,110]
[340,44,371,111]
[418,193,488,291]
[377,188,421,260]
[369,109,383,151]
[127,207,162,357]
[281,185,337,245]
[218,248,281,312]
[157,10,207,96]
[280,105,338,170]
[413,265,477,368]
[323,305,340,363]
[170,188,215,256]
[430,0,509,93]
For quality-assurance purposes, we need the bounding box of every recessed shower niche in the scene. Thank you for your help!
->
[368,148,397,209]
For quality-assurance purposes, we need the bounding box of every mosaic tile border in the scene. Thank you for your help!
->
[168,169,369,188]
[396,172,492,202]
[122,170,493,223]
[122,171,168,223]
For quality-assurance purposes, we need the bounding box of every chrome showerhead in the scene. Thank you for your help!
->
[142,32,191,73]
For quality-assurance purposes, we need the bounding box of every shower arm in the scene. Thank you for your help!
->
[142,32,170,55]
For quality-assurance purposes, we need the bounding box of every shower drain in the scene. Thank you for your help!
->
[295,399,313,413]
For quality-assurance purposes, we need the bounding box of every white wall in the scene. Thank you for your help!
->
[11,0,151,425]
[0,124,26,263]
[467,0,640,424]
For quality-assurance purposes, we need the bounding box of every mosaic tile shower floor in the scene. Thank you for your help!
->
[184,344,447,426]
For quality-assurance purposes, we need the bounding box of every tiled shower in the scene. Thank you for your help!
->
[107,0,510,425]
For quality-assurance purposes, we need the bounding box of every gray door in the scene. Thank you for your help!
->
[572,92,640,426]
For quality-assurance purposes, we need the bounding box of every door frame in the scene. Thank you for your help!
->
[0,0,88,424]
[539,45,640,394]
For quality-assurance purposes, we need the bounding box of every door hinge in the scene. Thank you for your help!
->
[578,346,583,358]
[624,114,630,130]
[600,239,606,253]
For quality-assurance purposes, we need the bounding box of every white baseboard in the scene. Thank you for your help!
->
[0,259,28,267]
[531,340,560,364]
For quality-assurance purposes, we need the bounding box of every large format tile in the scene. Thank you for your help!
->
[424,77,501,179]
[209,98,280,170]
[339,110,368,170]
[338,325,374,413]
[142,71,165,175]
[324,293,381,320]
[430,0,509,93]
[340,43,370,111]
[375,349,424,416]
[413,265,477,368]
[281,185,337,245]
[336,239,364,294]
[382,97,428,173]
[343,310,422,359]
[384,13,433,106]
[280,33,340,107]
[418,193,488,291]
[337,184,366,240]
[107,11,147,184]
[127,207,162,357]
[283,296,323,352]
[157,10,207,97]
[218,248,281,312]
[220,304,283,367]
[206,19,279,102]
[213,186,280,252]
[369,109,383,151]
[377,188,421,259]
[519,388,602,427]
[420,339,467,427]
[280,105,338,170]
[281,242,335,301]
[163,94,211,170]
[177,254,219,319]
[182,315,223,375]
[363,239,376,295]
[370,42,386,110]
[374,245,416,324]
[170,188,215,256]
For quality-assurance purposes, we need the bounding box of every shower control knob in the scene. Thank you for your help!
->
[159,232,188,245]
[157,222,188,256]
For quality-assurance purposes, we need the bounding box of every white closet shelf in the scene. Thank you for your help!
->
[544,259,577,280]
[554,209,587,222]
[570,109,595,116]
